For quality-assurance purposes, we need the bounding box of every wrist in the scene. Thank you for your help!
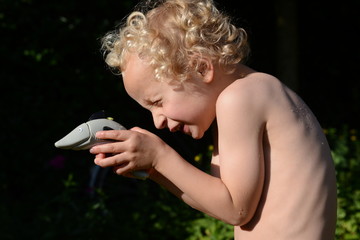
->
[152,139,172,169]
[153,142,182,178]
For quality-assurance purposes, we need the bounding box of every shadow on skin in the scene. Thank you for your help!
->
[241,129,271,231]
[209,130,271,230]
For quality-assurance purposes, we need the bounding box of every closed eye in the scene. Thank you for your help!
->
[151,100,162,107]
[145,99,162,109]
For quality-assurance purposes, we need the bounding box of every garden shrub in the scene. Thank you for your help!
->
[327,127,360,240]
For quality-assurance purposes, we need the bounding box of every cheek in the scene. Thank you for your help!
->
[165,100,209,123]
[165,105,193,120]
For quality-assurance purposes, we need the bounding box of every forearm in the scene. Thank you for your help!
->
[149,168,218,218]
[152,146,246,225]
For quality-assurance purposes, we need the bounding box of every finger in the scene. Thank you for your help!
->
[93,153,106,162]
[94,153,127,168]
[95,129,132,141]
[113,163,133,176]
[96,153,106,158]
[112,162,128,172]
[90,141,126,154]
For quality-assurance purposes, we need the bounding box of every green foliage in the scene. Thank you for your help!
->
[186,215,233,240]
[326,128,360,240]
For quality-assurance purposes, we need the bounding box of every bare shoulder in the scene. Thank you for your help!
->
[216,72,282,116]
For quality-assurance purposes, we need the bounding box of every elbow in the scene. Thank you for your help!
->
[223,209,253,226]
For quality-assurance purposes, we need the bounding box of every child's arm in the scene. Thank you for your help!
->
[148,168,221,219]
[91,128,218,217]
[91,81,267,226]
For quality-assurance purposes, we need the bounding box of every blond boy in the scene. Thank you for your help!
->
[90,0,337,239]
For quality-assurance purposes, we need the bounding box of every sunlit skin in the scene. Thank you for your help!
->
[121,54,220,140]
[90,53,337,239]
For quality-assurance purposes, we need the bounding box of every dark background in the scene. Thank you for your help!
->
[1,0,359,239]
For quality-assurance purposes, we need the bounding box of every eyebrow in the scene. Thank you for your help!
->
[137,98,154,110]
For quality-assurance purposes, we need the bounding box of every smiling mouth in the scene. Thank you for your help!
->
[169,124,181,132]
[170,123,190,135]
[180,124,191,135]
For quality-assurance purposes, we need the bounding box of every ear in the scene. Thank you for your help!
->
[197,57,214,83]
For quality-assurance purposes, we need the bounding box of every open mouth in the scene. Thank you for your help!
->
[169,123,192,136]
[169,124,182,132]
[181,124,191,135]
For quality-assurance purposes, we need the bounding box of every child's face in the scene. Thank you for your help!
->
[122,53,217,139]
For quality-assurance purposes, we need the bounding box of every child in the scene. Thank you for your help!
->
[91,0,337,239]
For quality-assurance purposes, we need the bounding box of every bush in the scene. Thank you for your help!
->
[326,127,360,240]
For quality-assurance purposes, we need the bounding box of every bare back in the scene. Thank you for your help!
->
[215,73,337,240]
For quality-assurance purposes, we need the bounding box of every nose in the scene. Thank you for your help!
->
[152,111,167,129]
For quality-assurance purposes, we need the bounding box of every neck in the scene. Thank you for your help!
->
[214,63,255,90]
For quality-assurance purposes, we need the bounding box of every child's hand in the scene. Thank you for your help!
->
[90,127,166,176]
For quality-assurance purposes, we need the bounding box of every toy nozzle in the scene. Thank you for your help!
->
[55,123,90,150]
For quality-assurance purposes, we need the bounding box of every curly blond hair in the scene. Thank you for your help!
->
[101,0,250,82]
